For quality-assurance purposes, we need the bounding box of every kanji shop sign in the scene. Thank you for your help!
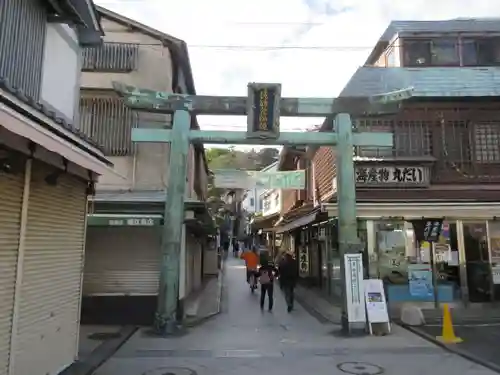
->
[409,218,444,243]
[355,165,429,187]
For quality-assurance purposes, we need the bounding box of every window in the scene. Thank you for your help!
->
[430,39,459,66]
[403,38,459,66]
[354,120,393,157]
[404,40,432,66]
[250,198,255,207]
[462,38,500,66]
[386,48,397,66]
[473,122,500,163]
[79,97,136,156]
[355,119,432,158]
[82,42,139,72]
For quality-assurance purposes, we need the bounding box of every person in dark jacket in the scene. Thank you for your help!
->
[257,258,279,312]
[279,253,299,312]
[277,253,287,290]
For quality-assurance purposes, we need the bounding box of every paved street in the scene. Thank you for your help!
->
[94,258,498,375]
[417,323,500,370]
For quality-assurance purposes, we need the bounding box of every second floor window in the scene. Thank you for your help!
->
[82,42,139,72]
[386,48,397,66]
[442,120,500,165]
[473,121,500,163]
[355,118,432,158]
[403,38,459,67]
[462,38,500,66]
[250,198,255,207]
[79,96,136,156]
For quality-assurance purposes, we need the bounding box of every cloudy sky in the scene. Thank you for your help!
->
[95,0,499,140]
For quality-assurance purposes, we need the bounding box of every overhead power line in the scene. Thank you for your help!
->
[188,45,371,51]
[100,41,374,51]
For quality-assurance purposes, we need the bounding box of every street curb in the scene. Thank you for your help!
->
[294,288,341,325]
[185,256,225,328]
[61,325,138,375]
[401,324,500,374]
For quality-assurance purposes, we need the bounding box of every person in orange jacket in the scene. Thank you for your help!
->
[241,246,260,283]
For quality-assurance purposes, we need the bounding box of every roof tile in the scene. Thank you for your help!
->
[340,67,500,98]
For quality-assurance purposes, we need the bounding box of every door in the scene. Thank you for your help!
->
[13,163,87,375]
[0,171,24,375]
[462,221,491,303]
[83,227,161,296]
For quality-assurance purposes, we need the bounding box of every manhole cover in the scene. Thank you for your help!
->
[337,362,384,375]
[142,367,197,375]
[87,332,121,340]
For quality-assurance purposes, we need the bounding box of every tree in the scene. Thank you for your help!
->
[205,147,280,228]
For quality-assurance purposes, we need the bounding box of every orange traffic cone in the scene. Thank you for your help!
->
[436,303,463,344]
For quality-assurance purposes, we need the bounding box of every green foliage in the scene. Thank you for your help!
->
[205,147,279,228]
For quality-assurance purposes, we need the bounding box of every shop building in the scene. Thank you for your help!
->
[0,1,111,374]
[78,7,214,325]
[249,161,281,254]
[274,18,500,309]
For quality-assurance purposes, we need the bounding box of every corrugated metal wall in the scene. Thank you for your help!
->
[79,97,136,156]
[82,42,139,72]
[0,0,46,99]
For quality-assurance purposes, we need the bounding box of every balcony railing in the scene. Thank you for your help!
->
[79,96,136,156]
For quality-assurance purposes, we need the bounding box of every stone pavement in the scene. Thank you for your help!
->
[92,258,498,375]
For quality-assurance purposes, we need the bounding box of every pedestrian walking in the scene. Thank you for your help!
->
[257,256,279,312]
[279,252,298,312]
[277,253,286,290]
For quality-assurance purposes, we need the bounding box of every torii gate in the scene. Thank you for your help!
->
[113,82,412,335]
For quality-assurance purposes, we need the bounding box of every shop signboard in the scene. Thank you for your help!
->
[492,265,500,285]
[87,215,160,227]
[355,165,429,187]
[408,264,434,298]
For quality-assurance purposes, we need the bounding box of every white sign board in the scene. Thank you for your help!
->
[363,279,391,335]
[344,253,366,323]
[213,169,305,190]
[492,265,500,285]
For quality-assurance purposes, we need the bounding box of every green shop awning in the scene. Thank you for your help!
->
[87,214,162,227]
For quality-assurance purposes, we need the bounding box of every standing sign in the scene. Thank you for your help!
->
[408,264,434,298]
[492,265,500,285]
[344,253,366,323]
[363,279,391,335]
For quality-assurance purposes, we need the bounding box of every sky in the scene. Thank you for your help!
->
[95,0,500,149]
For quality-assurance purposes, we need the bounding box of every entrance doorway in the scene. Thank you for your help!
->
[463,222,492,302]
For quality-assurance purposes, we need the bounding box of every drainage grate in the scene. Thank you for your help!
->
[337,362,384,375]
[142,367,197,375]
[87,332,122,340]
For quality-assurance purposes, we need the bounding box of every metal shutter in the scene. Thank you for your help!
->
[0,172,24,375]
[13,163,87,375]
[83,227,161,295]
